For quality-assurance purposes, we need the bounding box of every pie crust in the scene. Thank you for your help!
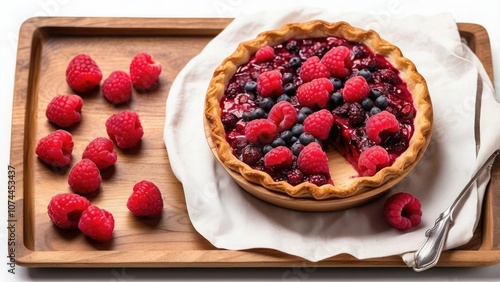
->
[204,20,432,200]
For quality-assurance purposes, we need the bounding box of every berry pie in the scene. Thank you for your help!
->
[205,21,432,200]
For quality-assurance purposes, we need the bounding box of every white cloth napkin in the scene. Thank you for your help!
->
[164,8,500,265]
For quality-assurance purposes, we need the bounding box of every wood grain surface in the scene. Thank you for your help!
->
[10,17,499,267]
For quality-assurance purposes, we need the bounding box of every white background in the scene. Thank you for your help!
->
[1,0,500,281]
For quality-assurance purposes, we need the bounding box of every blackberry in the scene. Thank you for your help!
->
[241,145,262,166]
[287,169,304,185]
[332,102,351,117]
[308,174,328,186]
[221,113,238,131]
[348,103,366,126]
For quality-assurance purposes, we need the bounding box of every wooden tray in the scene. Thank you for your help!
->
[10,17,500,267]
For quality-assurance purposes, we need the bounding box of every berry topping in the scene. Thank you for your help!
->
[303,109,334,140]
[78,206,115,242]
[45,94,83,128]
[244,119,277,145]
[348,102,366,126]
[257,70,283,97]
[296,77,333,108]
[299,56,330,83]
[222,113,238,131]
[287,169,304,185]
[383,192,422,230]
[127,180,164,218]
[320,46,351,78]
[68,159,102,194]
[365,111,400,144]
[102,70,132,104]
[35,129,74,167]
[105,110,144,149]
[267,100,298,132]
[129,52,162,91]
[264,146,293,170]
[342,76,370,103]
[297,142,330,176]
[47,193,90,229]
[241,145,263,166]
[82,137,117,170]
[65,53,102,93]
[255,45,275,62]
[358,145,390,176]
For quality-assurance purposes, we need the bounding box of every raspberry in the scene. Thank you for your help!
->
[303,109,334,140]
[287,169,304,185]
[255,45,275,62]
[383,192,422,230]
[65,53,102,93]
[296,78,333,108]
[365,111,400,144]
[45,94,83,128]
[127,180,164,217]
[105,111,144,149]
[68,159,102,194]
[264,146,293,170]
[320,46,352,78]
[241,145,262,166]
[102,70,132,104]
[129,52,162,91]
[267,101,298,132]
[299,56,330,83]
[257,70,283,97]
[35,129,74,167]
[358,145,390,176]
[47,193,91,229]
[297,142,330,176]
[342,76,370,103]
[82,137,117,169]
[244,119,277,145]
[78,206,115,242]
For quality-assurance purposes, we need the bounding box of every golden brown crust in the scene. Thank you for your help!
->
[204,20,432,200]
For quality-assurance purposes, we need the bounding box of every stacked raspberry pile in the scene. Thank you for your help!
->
[37,52,164,243]
[221,37,416,186]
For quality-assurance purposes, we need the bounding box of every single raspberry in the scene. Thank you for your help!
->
[102,70,132,104]
[241,145,263,166]
[287,169,304,186]
[365,111,400,144]
[296,77,333,108]
[299,56,330,83]
[255,45,275,62]
[264,146,293,170]
[383,192,422,230]
[342,76,370,103]
[257,70,283,97]
[297,142,330,176]
[358,145,390,176]
[127,180,164,217]
[105,110,144,149]
[267,100,298,132]
[244,119,277,145]
[303,109,334,140]
[45,94,83,128]
[65,53,102,93]
[82,137,117,169]
[320,46,352,78]
[35,129,74,167]
[78,206,114,242]
[68,159,102,194]
[129,52,162,91]
[47,193,91,229]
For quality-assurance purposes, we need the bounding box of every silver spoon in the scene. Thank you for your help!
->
[413,149,499,272]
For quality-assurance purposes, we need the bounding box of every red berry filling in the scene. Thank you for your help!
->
[220,37,416,186]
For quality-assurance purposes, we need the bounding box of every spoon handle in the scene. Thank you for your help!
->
[412,149,499,272]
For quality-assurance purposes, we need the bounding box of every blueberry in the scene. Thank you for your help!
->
[272,138,286,147]
[289,56,302,68]
[283,83,297,95]
[259,97,274,112]
[299,107,313,116]
[280,130,293,142]
[358,69,372,81]
[370,107,382,116]
[262,145,273,155]
[330,77,343,91]
[242,110,253,121]
[289,136,298,146]
[297,112,308,124]
[244,81,257,93]
[277,94,291,103]
[370,88,382,100]
[375,96,389,110]
[282,72,294,84]
[299,132,315,145]
[330,92,344,107]
[251,108,266,119]
[291,141,304,156]
[291,124,304,137]
[361,98,374,111]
